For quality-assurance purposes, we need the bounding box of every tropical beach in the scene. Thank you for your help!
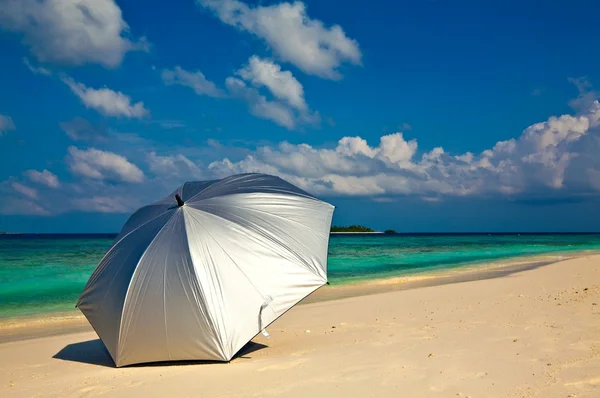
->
[1,251,600,397]
[2,0,600,396]
[3,233,600,320]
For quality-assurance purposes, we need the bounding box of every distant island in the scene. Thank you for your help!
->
[331,225,375,233]
[330,225,398,234]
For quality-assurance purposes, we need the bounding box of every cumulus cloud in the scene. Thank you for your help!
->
[11,182,38,200]
[206,96,600,198]
[225,76,297,129]
[72,196,130,213]
[568,77,599,112]
[25,169,60,188]
[163,59,319,129]
[0,0,147,68]
[67,146,145,183]
[199,0,361,79]
[225,56,320,129]
[0,114,16,136]
[6,82,600,216]
[0,179,51,215]
[237,56,307,111]
[162,67,225,98]
[147,152,204,179]
[62,77,149,118]
[0,198,50,216]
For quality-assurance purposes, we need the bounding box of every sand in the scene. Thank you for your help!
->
[1,254,600,397]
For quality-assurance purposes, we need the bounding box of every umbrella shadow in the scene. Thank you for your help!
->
[53,339,114,368]
[53,339,268,368]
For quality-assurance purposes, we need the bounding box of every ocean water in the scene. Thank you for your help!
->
[1,233,600,319]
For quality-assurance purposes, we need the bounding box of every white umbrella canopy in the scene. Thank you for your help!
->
[77,173,335,367]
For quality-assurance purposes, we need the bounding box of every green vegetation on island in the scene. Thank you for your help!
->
[329,226,398,233]
[330,225,375,233]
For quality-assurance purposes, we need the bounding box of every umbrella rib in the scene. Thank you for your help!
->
[188,188,319,204]
[185,174,319,204]
[200,200,330,238]
[82,207,175,292]
[115,206,174,243]
[194,214,265,299]
[163,240,171,361]
[195,202,327,278]
[185,177,232,203]
[115,211,179,360]
[79,174,335,365]
[183,210,230,359]
[187,208,324,305]
[100,210,176,303]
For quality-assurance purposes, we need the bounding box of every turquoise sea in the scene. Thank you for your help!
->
[1,233,600,319]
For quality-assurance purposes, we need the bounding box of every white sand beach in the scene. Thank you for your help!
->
[1,254,599,397]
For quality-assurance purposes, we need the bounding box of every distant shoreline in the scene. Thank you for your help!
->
[2,232,600,236]
[2,249,598,343]
[330,231,384,234]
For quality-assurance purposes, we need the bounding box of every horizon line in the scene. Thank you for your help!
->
[2,232,600,236]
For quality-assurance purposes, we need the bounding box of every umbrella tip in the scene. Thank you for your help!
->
[175,193,184,207]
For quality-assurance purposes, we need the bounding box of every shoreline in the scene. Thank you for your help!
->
[1,251,599,396]
[330,231,383,234]
[2,249,597,344]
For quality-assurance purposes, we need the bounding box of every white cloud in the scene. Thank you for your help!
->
[6,82,600,217]
[72,196,130,213]
[0,0,147,68]
[0,198,50,216]
[62,77,149,118]
[207,139,222,148]
[199,0,361,79]
[11,182,38,200]
[225,77,297,129]
[226,57,320,129]
[206,97,600,198]
[0,114,16,136]
[336,136,378,158]
[25,169,60,188]
[67,146,145,183]
[237,56,307,111]
[23,58,51,75]
[568,77,600,112]
[147,152,203,179]
[372,197,395,203]
[378,133,418,166]
[166,61,319,129]
[162,67,225,98]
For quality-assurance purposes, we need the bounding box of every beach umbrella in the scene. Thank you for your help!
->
[77,173,335,367]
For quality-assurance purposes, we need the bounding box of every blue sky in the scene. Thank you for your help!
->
[1,0,600,233]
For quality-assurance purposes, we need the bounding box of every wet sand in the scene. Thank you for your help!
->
[1,253,600,397]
